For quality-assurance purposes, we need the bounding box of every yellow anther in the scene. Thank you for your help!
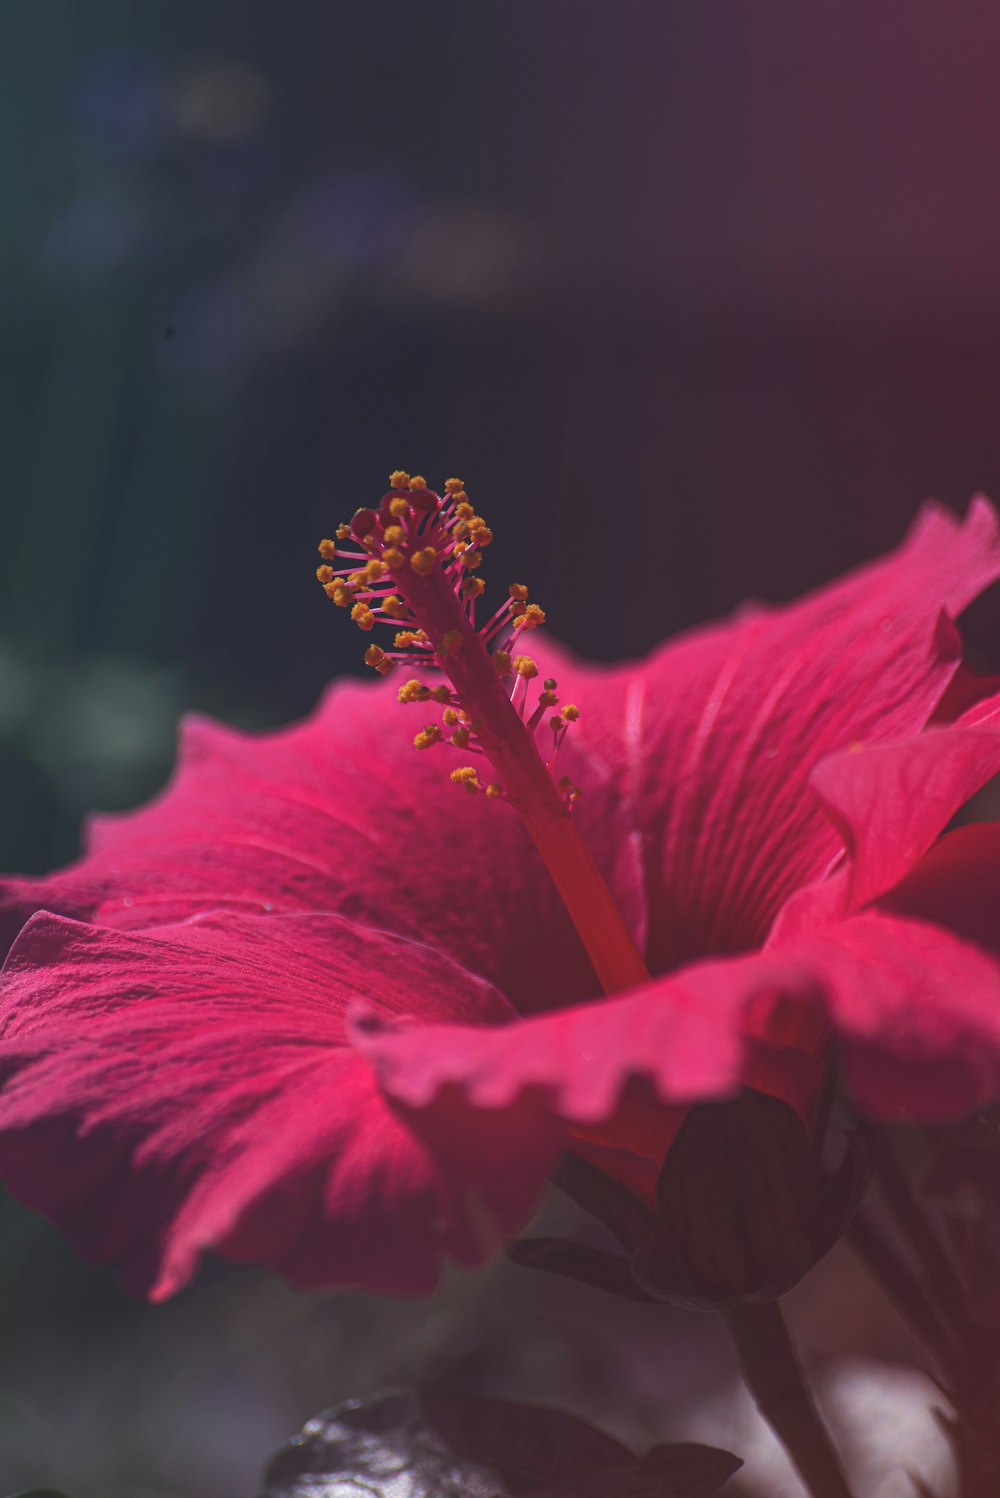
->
[321,471,577,801]
[562,704,580,721]
[519,602,546,630]
[366,647,394,675]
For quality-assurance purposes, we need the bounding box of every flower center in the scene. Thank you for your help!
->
[316,470,649,996]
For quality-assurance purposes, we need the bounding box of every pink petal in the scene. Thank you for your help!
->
[772,709,1000,939]
[879,820,1000,957]
[787,909,1000,1120]
[0,669,646,1015]
[931,660,1000,722]
[0,911,555,1297]
[352,947,830,1198]
[569,497,1000,969]
[358,903,1000,1189]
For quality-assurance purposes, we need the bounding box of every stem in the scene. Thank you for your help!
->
[847,1211,960,1384]
[863,1125,967,1341]
[724,1301,856,1498]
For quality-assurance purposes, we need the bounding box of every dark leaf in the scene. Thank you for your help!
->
[259,1388,741,1498]
[507,1237,655,1302]
[554,1154,658,1252]
[636,1445,746,1497]
[259,1389,506,1497]
[422,1387,633,1484]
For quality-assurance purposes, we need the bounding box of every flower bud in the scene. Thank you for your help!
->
[630,1090,868,1310]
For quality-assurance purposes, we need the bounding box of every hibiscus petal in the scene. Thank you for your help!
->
[772,709,1000,938]
[878,820,1000,957]
[567,497,1000,968]
[354,952,826,1138]
[0,663,646,1014]
[357,906,1000,1185]
[787,910,1000,1120]
[0,911,556,1297]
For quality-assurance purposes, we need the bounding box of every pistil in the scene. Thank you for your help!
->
[317,471,649,996]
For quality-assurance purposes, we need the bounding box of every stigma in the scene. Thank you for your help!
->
[316,471,580,810]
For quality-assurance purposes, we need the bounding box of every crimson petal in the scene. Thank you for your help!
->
[773,705,1000,939]
[566,497,1000,968]
[0,911,555,1297]
[0,669,645,1015]
[357,906,1000,1187]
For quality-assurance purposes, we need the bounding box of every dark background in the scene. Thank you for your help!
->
[1,2,998,1493]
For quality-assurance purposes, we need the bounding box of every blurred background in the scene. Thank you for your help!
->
[2,1,1000,1492]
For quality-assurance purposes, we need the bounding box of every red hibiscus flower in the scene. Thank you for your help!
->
[2,478,1000,1301]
